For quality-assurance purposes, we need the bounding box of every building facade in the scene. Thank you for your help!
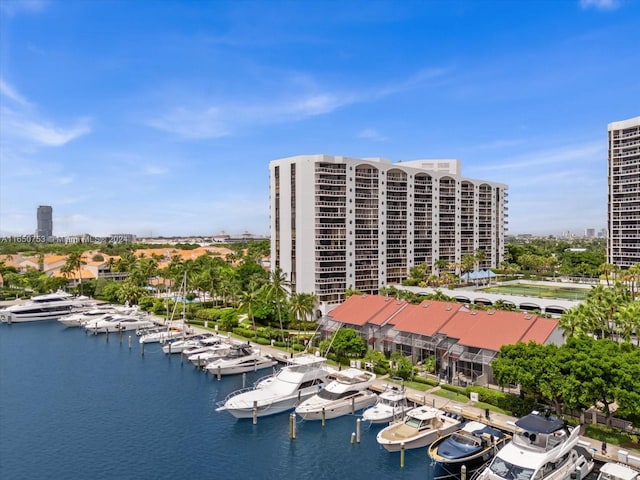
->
[270,155,508,312]
[36,205,53,239]
[608,116,640,268]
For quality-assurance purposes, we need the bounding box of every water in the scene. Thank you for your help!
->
[0,322,434,480]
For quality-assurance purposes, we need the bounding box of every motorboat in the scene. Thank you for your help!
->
[376,406,462,452]
[162,333,221,354]
[84,314,155,333]
[216,354,331,418]
[0,291,95,323]
[139,327,184,344]
[58,304,139,327]
[597,462,640,480]
[476,410,594,480]
[294,368,377,420]
[362,381,410,424]
[428,420,510,479]
[187,343,233,367]
[204,344,277,376]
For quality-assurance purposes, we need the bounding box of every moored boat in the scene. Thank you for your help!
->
[362,381,410,424]
[216,354,331,418]
[475,410,594,480]
[294,368,377,420]
[597,462,640,480]
[428,420,510,479]
[0,291,95,323]
[204,344,277,376]
[376,406,462,452]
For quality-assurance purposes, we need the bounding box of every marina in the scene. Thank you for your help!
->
[1,303,638,479]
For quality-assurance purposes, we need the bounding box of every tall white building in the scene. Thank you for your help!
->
[270,155,508,312]
[608,116,640,268]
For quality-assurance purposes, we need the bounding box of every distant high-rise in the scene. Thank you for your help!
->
[607,116,640,268]
[36,205,53,239]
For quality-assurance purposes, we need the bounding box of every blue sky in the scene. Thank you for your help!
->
[1,0,638,238]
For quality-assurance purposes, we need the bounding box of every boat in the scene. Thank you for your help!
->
[597,463,640,480]
[58,304,139,327]
[427,420,510,479]
[187,343,233,366]
[294,367,377,420]
[204,344,277,376]
[362,380,410,424]
[84,314,155,333]
[0,291,95,323]
[216,354,331,418]
[138,327,184,344]
[162,333,221,354]
[475,410,594,480]
[376,406,462,452]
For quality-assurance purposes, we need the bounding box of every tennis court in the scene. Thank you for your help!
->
[479,283,591,300]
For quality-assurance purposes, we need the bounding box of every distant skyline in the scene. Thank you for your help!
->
[1,0,639,237]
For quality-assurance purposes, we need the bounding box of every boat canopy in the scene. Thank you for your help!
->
[515,412,565,434]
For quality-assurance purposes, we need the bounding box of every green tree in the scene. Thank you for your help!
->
[390,352,414,380]
[261,267,290,342]
[325,328,367,359]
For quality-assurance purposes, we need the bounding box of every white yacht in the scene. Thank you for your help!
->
[216,354,331,418]
[139,327,184,344]
[187,343,233,366]
[162,333,221,354]
[476,410,594,480]
[362,381,410,424]
[0,291,95,323]
[84,314,155,333]
[376,406,462,452]
[597,463,640,480]
[58,304,138,327]
[205,344,277,376]
[294,368,377,420]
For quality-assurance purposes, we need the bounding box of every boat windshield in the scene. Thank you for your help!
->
[317,389,356,401]
[405,416,423,428]
[489,458,534,480]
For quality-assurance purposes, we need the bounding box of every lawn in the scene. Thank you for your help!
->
[479,283,591,301]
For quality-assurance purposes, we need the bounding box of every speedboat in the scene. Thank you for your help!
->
[294,368,377,420]
[476,410,594,480]
[428,420,511,479]
[205,344,277,376]
[0,291,95,323]
[597,462,640,480]
[376,406,462,452]
[216,354,331,418]
[362,381,410,424]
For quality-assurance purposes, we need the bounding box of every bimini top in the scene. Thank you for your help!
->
[515,411,565,434]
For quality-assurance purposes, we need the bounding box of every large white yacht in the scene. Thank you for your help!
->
[162,333,222,354]
[58,304,139,327]
[84,314,155,333]
[294,368,377,420]
[216,354,331,418]
[476,410,594,480]
[376,406,462,452]
[0,291,95,323]
[205,344,277,376]
[362,381,410,424]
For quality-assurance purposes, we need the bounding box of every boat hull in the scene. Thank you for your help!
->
[206,359,277,376]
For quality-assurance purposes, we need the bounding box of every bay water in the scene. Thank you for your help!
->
[0,321,435,480]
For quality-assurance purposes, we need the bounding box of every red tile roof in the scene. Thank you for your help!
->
[328,295,559,352]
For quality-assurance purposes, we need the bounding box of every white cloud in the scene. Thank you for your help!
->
[0,79,30,105]
[358,128,388,142]
[579,0,622,10]
[145,106,229,139]
[145,165,169,175]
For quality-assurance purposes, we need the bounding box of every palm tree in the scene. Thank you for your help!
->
[289,292,317,328]
[63,251,85,295]
[262,267,290,342]
[238,281,261,339]
[614,302,640,345]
